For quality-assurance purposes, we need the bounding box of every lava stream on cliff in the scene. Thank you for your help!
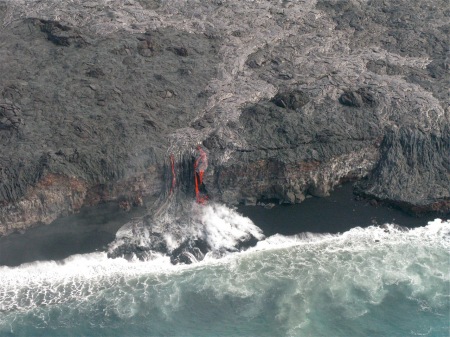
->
[107,146,263,264]
[194,145,208,204]
[170,154,176,195]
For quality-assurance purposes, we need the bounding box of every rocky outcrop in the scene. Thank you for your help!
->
[355,126,450,214]
[204,88,382,205]
[0,0,448,235]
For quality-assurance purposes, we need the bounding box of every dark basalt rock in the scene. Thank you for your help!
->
[108,231,261,265]
[172,46,188,57]
[0,0,448,237]
[137,0,161,10]
[237,234,259,250]
[34,19,86,47]
[169,234,260,265]
[0,16,221,235]
[85,68,105,78]
[137,33,161,57]
[107,209,262,264]
[107,227,169,261]
[339,88,376,108]
[271,90,309,110]
[0,102,22,131]
[170,239,208,264]
[107,242,157,261]
[339,91,362,107]
[355,127,450,215]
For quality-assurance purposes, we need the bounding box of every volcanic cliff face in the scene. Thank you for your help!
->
[0,0,448,235]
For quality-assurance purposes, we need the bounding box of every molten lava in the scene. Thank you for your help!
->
[194,146,208,204]
[168,147,208,203]
[170,154,176,195]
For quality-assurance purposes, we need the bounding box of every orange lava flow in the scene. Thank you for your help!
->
[170,154,176,195]
[194,146,208,204]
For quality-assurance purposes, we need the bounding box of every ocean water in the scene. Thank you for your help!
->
[0,209,448,337]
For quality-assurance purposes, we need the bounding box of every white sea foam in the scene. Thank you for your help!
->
[246,218,450,253]
[109,202,264,259]
[196,219,450,336]
[0,218,448,331]
[198,203,264,251]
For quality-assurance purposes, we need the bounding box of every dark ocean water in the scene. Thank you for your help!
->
[0,186,448,336]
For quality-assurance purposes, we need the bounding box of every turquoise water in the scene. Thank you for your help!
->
[0,219,449,336]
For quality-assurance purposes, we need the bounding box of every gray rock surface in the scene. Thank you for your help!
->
[0,0,449,235]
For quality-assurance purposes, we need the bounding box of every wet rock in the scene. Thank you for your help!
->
[170,239,208,264]
[107,224,169,260]
[263,203,276,209]
[237,234,259,251]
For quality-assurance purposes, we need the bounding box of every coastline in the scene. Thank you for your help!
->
[0,184,443,267]
[237,184,442,237]
[0,201,148,267]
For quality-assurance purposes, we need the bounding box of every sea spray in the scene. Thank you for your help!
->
[107,201,264,263]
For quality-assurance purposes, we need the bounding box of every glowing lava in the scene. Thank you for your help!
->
[194,146,208,204]
[170,154,176,195]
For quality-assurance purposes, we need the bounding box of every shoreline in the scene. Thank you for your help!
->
[0,184,444,267]
[237,184,442,237]
[0,201,148,267]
